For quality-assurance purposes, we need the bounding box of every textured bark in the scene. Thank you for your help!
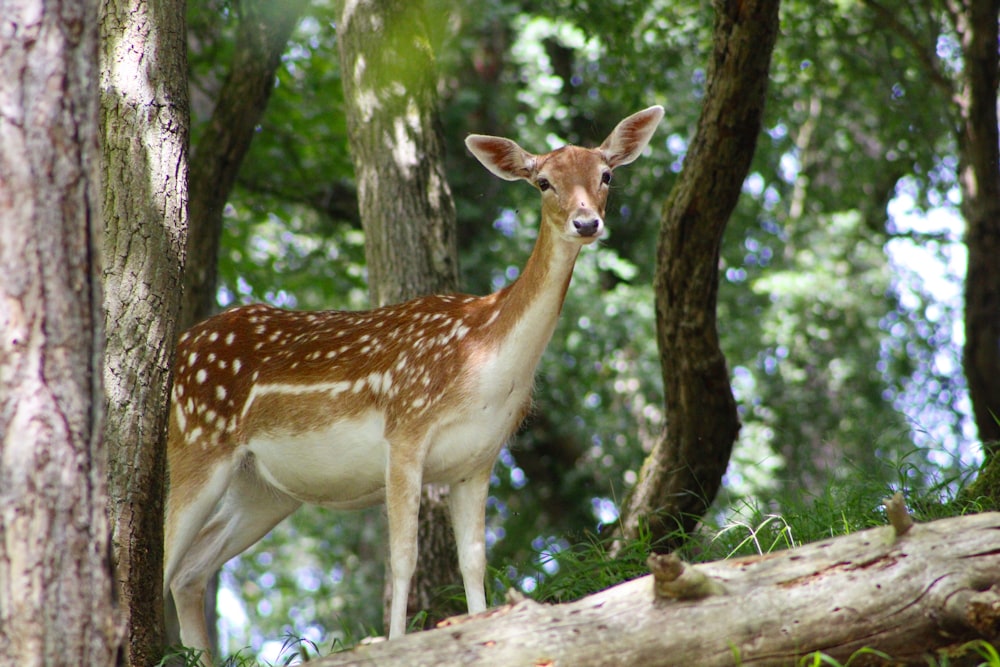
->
[180,0,309,329]
[337,0,463,631]
[616,0,779,551]
[0,0,118,663]
[955,0,1000,449]
[314,512,1000,667]
[337,0,459,306]
[99,0,190,663]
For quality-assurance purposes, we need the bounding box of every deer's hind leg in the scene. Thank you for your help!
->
[168,455,300,659]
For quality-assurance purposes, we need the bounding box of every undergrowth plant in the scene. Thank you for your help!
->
[502,450,986,607]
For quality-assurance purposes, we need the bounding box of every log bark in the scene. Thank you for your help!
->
[314,511,1000,666]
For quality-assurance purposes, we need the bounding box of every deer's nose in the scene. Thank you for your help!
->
[573,216,602,237]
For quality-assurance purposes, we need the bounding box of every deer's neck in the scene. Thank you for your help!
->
[481,221,581,364]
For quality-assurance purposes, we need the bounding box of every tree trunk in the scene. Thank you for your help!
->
[99,0,190,663]
[181,0,309,329]
[336,0,463,631]
[956,0,1000,451]
[0,0,118,663]
[616,0,779,551]
[336,0,459,306]
[312,511,1000,667]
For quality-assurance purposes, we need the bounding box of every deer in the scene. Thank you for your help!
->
[163,105,664,660]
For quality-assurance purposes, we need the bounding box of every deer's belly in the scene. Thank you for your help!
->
[245,380,528,507]
[246,410,390,509]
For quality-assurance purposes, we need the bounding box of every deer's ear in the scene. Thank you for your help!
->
[466,135,536,181]
[599,105,664,169]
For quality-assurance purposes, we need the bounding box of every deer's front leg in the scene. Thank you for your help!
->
[448,469,491,614]
[385,448,424,638]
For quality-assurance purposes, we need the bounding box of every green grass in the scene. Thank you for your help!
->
[787,640,1000,667]
[159,635,322,666]
[512,460,989,607]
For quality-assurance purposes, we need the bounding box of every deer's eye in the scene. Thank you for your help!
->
[601,171,612,186]
[537,177,551,191]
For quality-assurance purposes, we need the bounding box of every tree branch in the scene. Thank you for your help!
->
[860,0,956,100]
[180,0,309,328]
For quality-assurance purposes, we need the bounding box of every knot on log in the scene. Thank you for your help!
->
[648,553,726,600]
[966,586,1000,636]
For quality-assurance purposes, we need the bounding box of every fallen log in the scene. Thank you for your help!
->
[315,509,1000,666]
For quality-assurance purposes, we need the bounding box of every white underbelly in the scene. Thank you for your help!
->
[247,411,389,509]
[245,389,526,508]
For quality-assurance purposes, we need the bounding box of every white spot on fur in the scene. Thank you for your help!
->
[367,372,393,395]
[174,403,187,432]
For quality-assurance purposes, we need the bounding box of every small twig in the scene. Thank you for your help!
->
[648,553,726,600]
[883,491,914,537]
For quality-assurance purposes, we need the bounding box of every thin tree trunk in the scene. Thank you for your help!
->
[336,0,463,631]
[953,0,1000,511]
[616,0,780,551]
[99,0,190,663]
[313,510,1000,667]
[956,0,1000,450]
[181,0,309,329]
[0,0,118,663]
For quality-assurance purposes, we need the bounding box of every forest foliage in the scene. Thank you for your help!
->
[183,0,985,658]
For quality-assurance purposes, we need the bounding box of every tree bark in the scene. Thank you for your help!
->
[616,0,779,551]
[181,0,309,329]
[955,0,1000,450]
[336,0,463,631]
[337,0,459,306]
[313,511,1000,667]
[99,0,190,664]
[0,0,118,663]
